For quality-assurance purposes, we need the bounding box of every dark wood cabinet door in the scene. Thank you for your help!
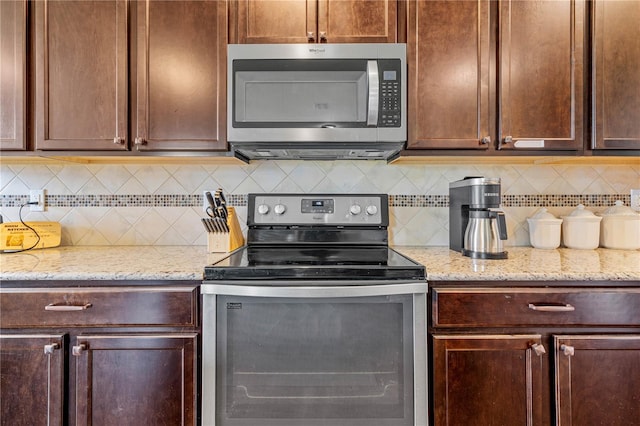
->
[74,333,197,426]
[233,0,395,44]
[406,0,492,150]
[133,0,227,151]
[432,334,545,426]
[498,0,585,151]
[0,0,27,150]
[554,335,640,426]
[0,335,64,426]
[233,0,317,44]
[34,0,128,151]
[319,0,397,43]
[592,0,640,150]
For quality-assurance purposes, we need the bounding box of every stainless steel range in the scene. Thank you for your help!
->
[201,194,428,426]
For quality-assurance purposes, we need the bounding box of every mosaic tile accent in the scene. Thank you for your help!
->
[0,194,249,208]
[502,194,632,207]
[0,193,632,208]
[389,195,449,207]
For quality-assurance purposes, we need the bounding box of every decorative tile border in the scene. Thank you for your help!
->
[0,193,632,208]
[501,194,631,207]
[389,195,449,207]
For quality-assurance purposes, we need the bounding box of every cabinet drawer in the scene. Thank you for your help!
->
[432,288,640,327]
[0,287,198,328]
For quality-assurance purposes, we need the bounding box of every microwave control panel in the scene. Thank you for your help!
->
[379,59,402,127]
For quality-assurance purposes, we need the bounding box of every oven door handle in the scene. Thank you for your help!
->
[201,282,427,298]
[366,60,379,126]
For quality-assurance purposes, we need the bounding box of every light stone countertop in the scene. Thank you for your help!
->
[0,246,638,282]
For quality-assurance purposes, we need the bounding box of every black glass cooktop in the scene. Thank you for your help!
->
[203,246,426,281]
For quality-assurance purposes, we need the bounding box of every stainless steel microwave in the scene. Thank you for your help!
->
[227,43,407,161]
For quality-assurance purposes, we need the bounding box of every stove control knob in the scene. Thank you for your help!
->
[366,205,378,216]
[257,204,270,215]
[274,204,286,215]
[349,204,362,215]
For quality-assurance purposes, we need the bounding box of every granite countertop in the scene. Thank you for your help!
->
[1,246,638,282]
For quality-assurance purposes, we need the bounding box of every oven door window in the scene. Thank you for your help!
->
[216,295,414,426]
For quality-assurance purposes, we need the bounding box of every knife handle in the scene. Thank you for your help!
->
[216,188,226,203]
[205,191,216,209]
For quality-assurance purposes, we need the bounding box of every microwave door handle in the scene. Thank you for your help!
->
[367,60,379,126]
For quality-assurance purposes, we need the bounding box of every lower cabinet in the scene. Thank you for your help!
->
[0,282,199,426]
[554,335,640,425]
[432,334,545,425]
[0,334,65,425]
[430,283,640,426]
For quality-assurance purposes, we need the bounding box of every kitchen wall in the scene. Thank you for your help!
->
[1,161,638,247]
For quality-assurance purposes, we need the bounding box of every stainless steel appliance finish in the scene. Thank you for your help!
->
[464,209,508,256]
[227,44,407,161]
[202,194,427,426]
[449,177,508,259]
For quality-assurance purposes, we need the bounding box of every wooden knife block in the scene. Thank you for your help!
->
[206,207,245,253]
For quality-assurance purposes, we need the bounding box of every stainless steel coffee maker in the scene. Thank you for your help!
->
[449,177,508,259]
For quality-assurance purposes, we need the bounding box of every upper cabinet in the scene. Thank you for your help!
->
[34,0,128,151]
[0,0,27,151]
[230,0,397,44]
[498,0,585,151]
[407,0,492,150]
[33,0,227,152]
[406,0,585,153]
[131,0,227,151]
[592,0,640,151]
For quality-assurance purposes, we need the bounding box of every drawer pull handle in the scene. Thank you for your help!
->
[44,343,60,355]
[528,303,575,312]
[560,344,575,357]
[45,303,92,311]
[72,344,87,356]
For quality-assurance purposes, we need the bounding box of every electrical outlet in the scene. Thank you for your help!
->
[631,189,640,212]
[30,189,45,212]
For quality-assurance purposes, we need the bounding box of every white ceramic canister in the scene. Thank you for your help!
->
[527,208,563,249]
[598,200,640,250]
[561,204,602,249]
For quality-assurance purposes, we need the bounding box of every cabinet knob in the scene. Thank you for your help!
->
[44,343,60,355]
[560,344,575,357]
[319,31,327,42]
[134,137,147,151]
[307,31,315,42]
[72,344,87,357]
[480,136,491,145]
[113,137,125,145]
[530,343,546,356]
[499,135,513,149]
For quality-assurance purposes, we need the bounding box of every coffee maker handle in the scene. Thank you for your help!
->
[496,211,508,240]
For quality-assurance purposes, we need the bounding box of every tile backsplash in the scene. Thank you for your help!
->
[1,161,638,247]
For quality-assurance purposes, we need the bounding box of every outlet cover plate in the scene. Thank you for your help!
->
[30,189,45,212]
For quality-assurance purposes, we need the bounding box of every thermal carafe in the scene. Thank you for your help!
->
[449,177,508,259]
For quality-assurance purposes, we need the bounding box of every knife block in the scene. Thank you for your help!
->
[206,207,245,253]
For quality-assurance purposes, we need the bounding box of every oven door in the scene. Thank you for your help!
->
[201,282,427,426]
